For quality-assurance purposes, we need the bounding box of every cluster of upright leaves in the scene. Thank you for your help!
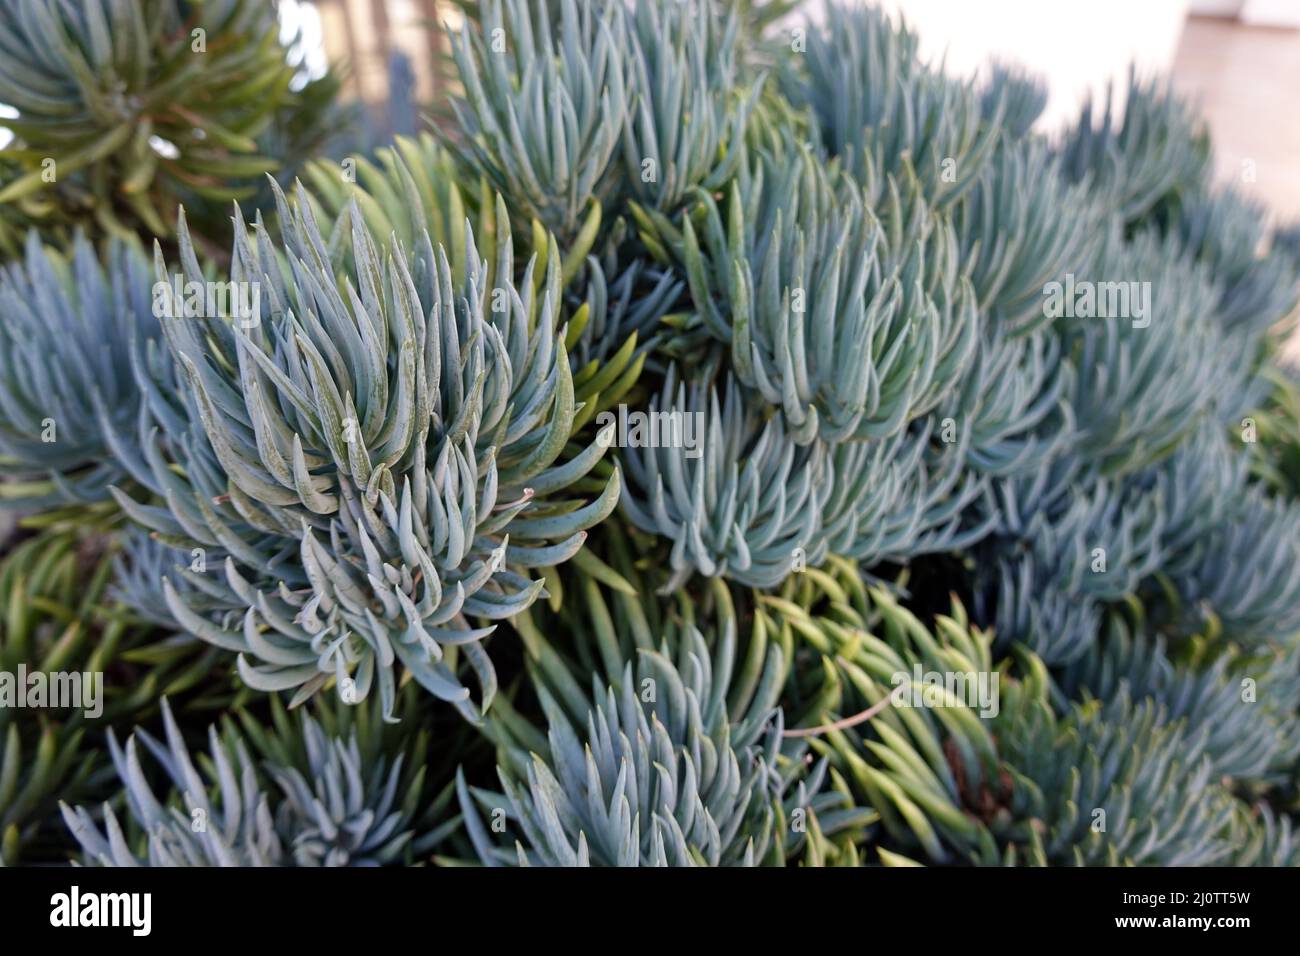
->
[989,671,1239,866]
[1063,229,1249,474]
[62,692,445,866]
[759,562,1003,865]
[110,179,620,722]
[636,139,977,445]
[1176,186,1299,337]
[1056,608,1300,785]
[0,233,156,510]
[617,368,986,589]
[446,0,760,243]
[454,533,867,866]
[0,528,212,864]
[302,129,657,405]
[1174,485,1300,642]
[789,3,1001,208]
[445,0,631,244]
[951,54,1298,672]
[973,458,1163,665]
[621,1,755,213]
[459,654,792,866]
[1057,70,1210,226]
[0,0,344,251]
[619,369,829,588]
[978,62,1047,140]
[945,137,1092,476]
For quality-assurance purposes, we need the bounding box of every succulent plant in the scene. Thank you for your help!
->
[459,659,788,866]
[0,232,156,508]
[444,0,631,244]
[1055,608,1300,782]
[62,694,440,866]
[620,0,756,213]
[954,137,1099,337]
[1056,70,1209,226]
[789,3,1001,208]
[619,369,827,589]
[1176,185,1300,337]
[974,458,1164,664]
[760,568,1002,864]
[1059,228,1238,477]
[979,62,1047,140]
[457,561,863,866]
[111,179,620,720]
[943,325,1071,477]
[1175,487,1300,644]
[0,526,212,864]
[1,0,1297,877]
[0,0,342,247]
[634,140,977,445]
[989,678,1237,866]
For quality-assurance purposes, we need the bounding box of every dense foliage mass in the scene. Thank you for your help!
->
[0,0,1298,868]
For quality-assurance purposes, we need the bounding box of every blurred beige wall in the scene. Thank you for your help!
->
[314,0,446,106]
[1171,17,1300,226]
